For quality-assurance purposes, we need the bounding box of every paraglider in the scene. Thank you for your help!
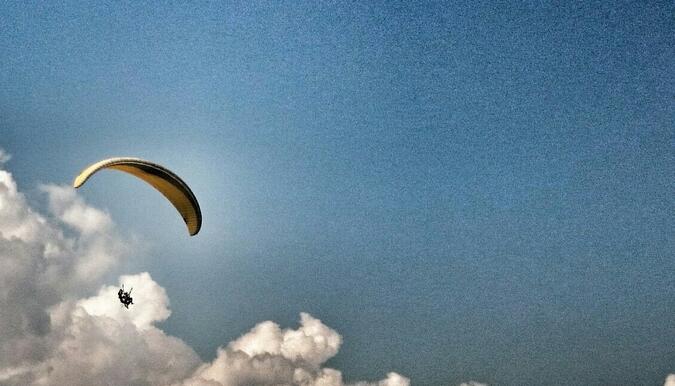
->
[73,157,202,236]
[74,157,202,310]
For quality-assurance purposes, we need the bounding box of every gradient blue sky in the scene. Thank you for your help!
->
[1,1,674,384]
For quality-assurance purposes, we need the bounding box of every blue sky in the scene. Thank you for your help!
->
[1,1,673,384]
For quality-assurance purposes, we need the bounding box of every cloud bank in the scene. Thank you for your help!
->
[0,154,412,386]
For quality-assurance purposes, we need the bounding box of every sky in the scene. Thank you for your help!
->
[0,1,673,385]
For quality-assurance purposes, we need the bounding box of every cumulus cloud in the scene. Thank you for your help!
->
[0,148,10,165]
[665,374,675,386]
[0,155,409,386]
[180,313,345,386]
[458,382,488,386]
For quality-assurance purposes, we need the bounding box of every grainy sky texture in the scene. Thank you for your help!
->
[1,1,674,385]
[0,164,411,385]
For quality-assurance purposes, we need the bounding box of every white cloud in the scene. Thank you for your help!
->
[229,312,341,368]
[458,382,488,386]
[181,313,346,386]
[351,372,411,386]
[40,184,113,235]
[0,148,11,165]
[0,170,54,242]
[0,162,410,386]
[33,273,201,386]
[77,272,171,331]
[664,374,675,386]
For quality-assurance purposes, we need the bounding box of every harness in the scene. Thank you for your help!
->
[118,287,133,308]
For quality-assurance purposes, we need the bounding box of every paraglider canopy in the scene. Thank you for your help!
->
[73,157,202,236]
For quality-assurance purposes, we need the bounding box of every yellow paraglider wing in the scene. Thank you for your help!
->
[73,157,202,236]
